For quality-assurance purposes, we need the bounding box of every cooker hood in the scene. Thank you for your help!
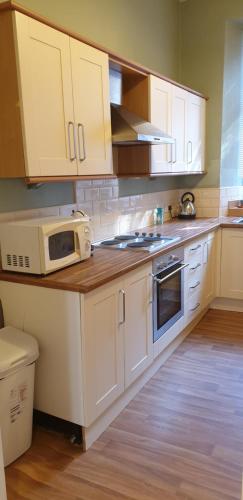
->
[111,104,174,146]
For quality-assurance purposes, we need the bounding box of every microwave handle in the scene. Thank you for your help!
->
[76,225,91,257]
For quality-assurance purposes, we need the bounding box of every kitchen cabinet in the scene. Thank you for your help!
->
[81,263,153,425]
[184,238,203,325]
[202,232,217,307]
[149,76,205,175]
[149,76,173,173]
[184,232,217,326]
[123,265,153,387]
[220,229,243,299]
[0,11,112,179]
[171,86,188,172]
[70,39,112,176]
[187,94,206,173]
[81,279,124,425]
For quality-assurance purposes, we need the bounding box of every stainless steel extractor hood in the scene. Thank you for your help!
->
[111,104,174,146]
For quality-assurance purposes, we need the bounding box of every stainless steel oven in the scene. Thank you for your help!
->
[152,247,187,343]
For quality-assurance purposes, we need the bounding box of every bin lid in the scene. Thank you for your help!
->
[0,326,39,379]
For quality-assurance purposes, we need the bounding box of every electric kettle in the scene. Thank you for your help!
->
[178,192,196,219]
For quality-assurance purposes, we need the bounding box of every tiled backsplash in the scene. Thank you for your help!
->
[0,179,241,243]
[219,186,243,216]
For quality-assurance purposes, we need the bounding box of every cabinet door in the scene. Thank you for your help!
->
[149,76,172,173]
[171,86,187,173]
[82,281,124,425]
[124,265,153,387]
[14,12,77,177]
[220,229,243,299]
[70,39,112,175]
[187,94,205,173]
[202,233,217,307]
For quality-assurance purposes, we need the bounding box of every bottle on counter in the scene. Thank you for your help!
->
[153,207,164,225]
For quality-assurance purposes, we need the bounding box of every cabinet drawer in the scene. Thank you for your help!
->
[187,277,201,297]
[186,261,202,284]
[185,240,203,262]
[186,290,201,323]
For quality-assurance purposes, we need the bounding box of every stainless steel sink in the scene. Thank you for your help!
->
[233,218,243,223]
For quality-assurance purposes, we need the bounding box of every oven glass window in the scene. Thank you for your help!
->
[157,264,181,331]
[48,231,75,261]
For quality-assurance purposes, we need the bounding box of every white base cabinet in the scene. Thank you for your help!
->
[220,229,243,299]
[184,231,217,327]
[81,263,153,425]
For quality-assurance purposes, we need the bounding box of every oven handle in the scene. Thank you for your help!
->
[152,263,189,285]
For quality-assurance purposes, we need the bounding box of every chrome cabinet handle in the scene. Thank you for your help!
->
[173,138,177,163]
[68,121,76,161]
[190,244,201,252]
[152,263,189,285]
[189,263,201,271]
[77,123,86,161]
[187,141,193,164]
[190,281,200,289]
[190,302,200,312]
[119,289,126,325]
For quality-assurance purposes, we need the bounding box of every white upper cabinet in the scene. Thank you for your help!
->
[171,86,187,172]
[149,76,172,174]
[187,94,206,172]
[149,75,206,175]
[13,12,112,177]
[14,13,77,177]
[70,39,112,176]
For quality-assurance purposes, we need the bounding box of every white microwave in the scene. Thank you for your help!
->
[0,215,91,275]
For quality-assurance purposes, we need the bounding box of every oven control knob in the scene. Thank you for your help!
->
[156,233,161,238]
[142,232,147,237]
[149,232,154,237]
[135,231,140,237]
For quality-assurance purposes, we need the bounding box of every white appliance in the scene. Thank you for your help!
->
[0,214,91,275]
[0,327,39,466]
[0,430,7,500]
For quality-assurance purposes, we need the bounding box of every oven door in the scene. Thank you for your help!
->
[153,262,186,343]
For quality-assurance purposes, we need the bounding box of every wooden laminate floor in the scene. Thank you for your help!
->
[5,309,243,500]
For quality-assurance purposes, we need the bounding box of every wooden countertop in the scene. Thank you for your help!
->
[0,217,241,294]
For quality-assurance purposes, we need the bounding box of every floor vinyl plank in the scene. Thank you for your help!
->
[5,309,243,500]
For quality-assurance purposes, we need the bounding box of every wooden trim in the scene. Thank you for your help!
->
[24,174,117,184]
[0,1,208,101]
[0,9,26,178]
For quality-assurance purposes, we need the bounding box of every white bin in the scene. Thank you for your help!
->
[0,326,39,466]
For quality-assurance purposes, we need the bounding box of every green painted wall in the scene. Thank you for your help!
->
[0,180,74,213]
[14,0,179,78]
[179,0,243,188]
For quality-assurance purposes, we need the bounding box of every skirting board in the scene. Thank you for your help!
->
[82,307,209,450]
[211,297,243,312]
